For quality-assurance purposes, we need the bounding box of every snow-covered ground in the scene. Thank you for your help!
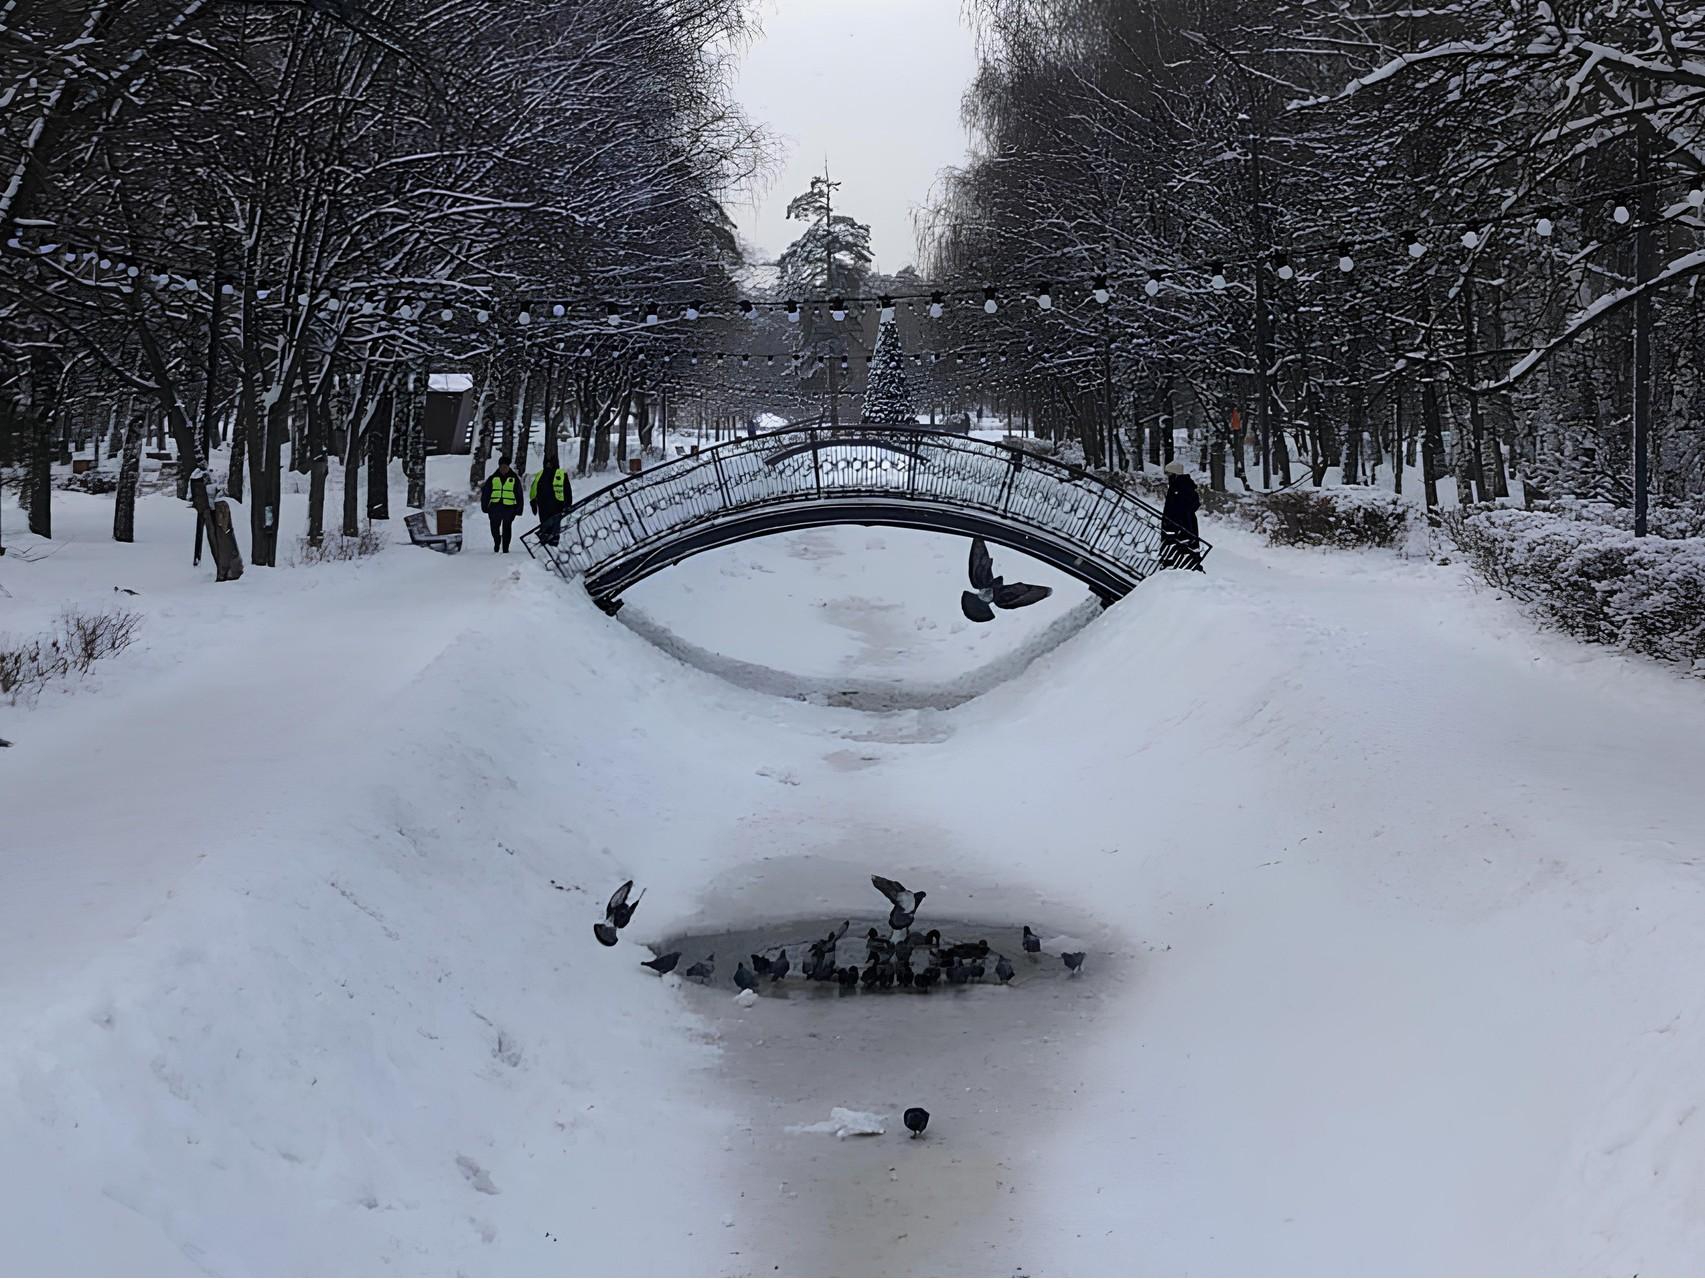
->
[5,460,1705,1275]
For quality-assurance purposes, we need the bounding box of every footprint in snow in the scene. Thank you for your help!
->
[456,1155,500,1195]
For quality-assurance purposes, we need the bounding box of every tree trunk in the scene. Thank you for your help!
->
[406,378,426,510]
[468,410,493,494]
[307,378,329,548]
[113,414,145,542]
[366,390,391,520]
[1421,378,1446,510]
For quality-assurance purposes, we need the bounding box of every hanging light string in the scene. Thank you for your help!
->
[7,167,1699,325]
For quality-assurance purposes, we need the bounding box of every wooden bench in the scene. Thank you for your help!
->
[404,510,462,554]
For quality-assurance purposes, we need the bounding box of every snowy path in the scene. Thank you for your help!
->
[6,489,1705,1274]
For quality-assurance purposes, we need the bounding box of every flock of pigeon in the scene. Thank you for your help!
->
[594,873,1088,993]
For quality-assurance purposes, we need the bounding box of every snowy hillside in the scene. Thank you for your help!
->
[5,474,1705,1275]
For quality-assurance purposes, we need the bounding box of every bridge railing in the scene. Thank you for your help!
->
[521,426,1209,591]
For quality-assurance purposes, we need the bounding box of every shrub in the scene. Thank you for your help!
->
[1451,508,1705,673]
[57,469,119,494]
[0,607,143,703]
[295,527,387,564]
[1254,489,1411,549]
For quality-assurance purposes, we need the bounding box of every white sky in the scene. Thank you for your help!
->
[730,0,979,273]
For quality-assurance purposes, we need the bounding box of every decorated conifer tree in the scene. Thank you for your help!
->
[861,319,916,424]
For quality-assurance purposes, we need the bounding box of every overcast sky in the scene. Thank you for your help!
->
[730,0,979,274]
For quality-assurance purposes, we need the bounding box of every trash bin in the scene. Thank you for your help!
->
[435,508,463,535]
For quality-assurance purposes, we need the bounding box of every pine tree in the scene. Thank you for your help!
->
[862,320,915,425]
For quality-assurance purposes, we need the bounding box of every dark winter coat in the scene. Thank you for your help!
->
[1161,473,1200,545]
[529,465,571,516]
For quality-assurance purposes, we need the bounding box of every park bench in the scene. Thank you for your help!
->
[404,510,462,554]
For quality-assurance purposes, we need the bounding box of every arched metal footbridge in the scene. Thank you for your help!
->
[521,426,1209,613]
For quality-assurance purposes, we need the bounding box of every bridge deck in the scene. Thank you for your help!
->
[521,427,1209,609]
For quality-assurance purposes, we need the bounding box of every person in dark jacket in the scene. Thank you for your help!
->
[1160,460,1203,570]
[529,460,572,547]
[481,456,522,553]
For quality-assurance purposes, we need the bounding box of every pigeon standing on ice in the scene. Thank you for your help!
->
[641,951,680,975]
[995,955,1015,984]
[684,953,715,982]
[750,953,772,978]
[770,949,790,982]
[871,875,927,932]
[734,961,758,993]
[1062,951,1087,975]
[903,1107,930,1138]
[960,536,1053,624]
[1022,925,1042,956]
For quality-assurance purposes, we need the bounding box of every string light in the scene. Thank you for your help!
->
[1275,252,1294,281]
[606,302,620,326]
[1337,243,1354,272]
[983,287,998,314]
[929,291,944,319]
[1093,275,1110,304]
[1036,284,1052,310]
[1210,262,1227,290]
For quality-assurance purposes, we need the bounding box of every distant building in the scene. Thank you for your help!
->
[424,372,475,454]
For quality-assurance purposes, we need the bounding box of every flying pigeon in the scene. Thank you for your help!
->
[734,961,758,992]
[903,1107,930,1138]
[593,921,619,947]
[641,951,680,975]
[604,880,645,930]
[770,949,790,981]
[960,536,1052,623]
[683,953,715,982]
[1022,925,1042,956]
[871,875,927,932]
[995,955,1015,984]
[1062,951,1087,975]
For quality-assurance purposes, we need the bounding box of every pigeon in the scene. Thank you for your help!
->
[836,965,860,989]
[960,536,1053,623]
[593,921,619,947]
[1062,951,1087,975]
[1022,925,1042,956]
[750,953,773,978]
[683,953,715,982]
[871,875,927,932]
[903,1107,930,1138]
[995,955,1015,984]
[604,881,645,930]
[895,962,915,988]
[641,951,681,975]
[915,965,941,990]
[770,949,790,982]
[734,961,758,992]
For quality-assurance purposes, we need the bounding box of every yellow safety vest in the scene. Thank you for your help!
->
[529,468,567,503]
[488,474,519,507]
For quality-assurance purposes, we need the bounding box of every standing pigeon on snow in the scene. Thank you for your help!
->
[871,875,927,932]
[734,961,758,993]
[995,955,1015,984]
[641,951,680,975]
[903,1107,930,1138]
[1022,925,1042,956]
[770,949,790,982]
[1062,951,1087,975]
[960,536,1053,624]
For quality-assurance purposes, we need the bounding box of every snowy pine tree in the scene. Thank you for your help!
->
[861,320,915,425]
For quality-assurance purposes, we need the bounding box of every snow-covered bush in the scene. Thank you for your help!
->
[295,528,387,564]
[0,607,142,703]
[1255,489,1411,549]
[1529,497,1705,541]
[1452,509,1705,673]
[57,469,119,494]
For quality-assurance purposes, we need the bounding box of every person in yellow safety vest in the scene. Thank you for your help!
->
[529,460,572,548]
[480,455,523,553]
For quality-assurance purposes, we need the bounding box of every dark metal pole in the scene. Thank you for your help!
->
[1633,82,1654,537]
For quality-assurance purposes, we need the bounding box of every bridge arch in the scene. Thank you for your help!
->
[522,427,1208,612]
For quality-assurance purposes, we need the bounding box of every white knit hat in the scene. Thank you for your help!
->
[1163,460,1189,476]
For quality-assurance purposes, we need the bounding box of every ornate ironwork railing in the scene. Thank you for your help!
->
[521,426,1209,610]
